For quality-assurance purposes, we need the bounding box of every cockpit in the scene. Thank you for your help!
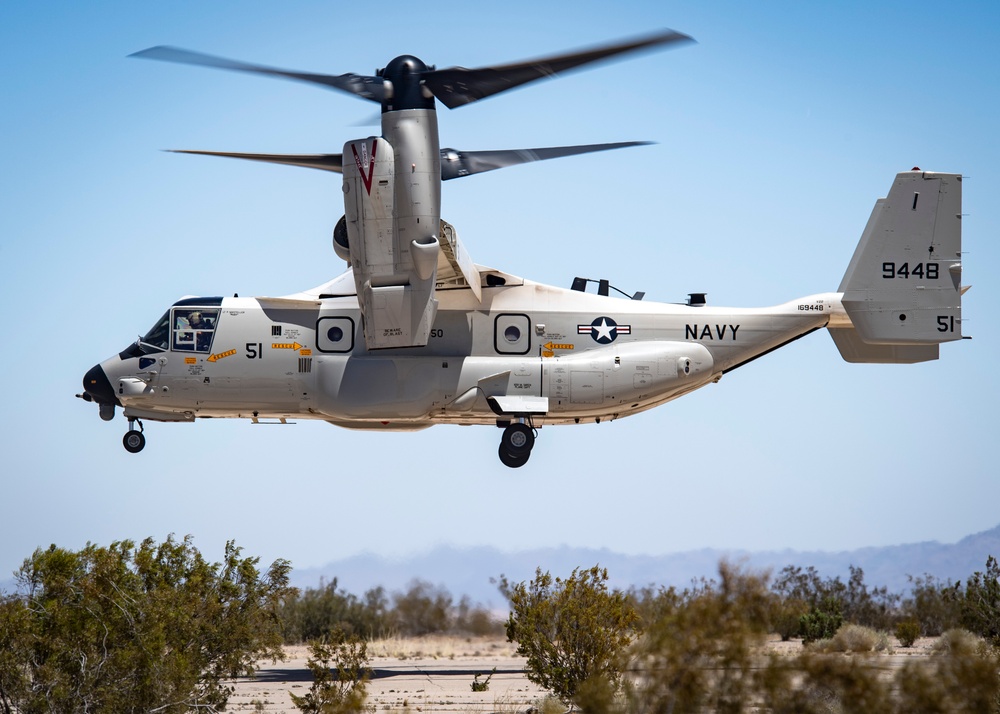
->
[128,297,223,357]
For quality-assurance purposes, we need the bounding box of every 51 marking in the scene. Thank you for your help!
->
[937,315,957,333]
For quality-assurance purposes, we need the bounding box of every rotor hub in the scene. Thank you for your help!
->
[380,55,434,112]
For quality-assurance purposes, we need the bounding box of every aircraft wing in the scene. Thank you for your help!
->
[436,220,482,300]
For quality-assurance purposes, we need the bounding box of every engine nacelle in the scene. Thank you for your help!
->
[544,341,715,411]
[332,215,351,263]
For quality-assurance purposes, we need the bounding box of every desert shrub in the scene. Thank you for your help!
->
[282,580,500,642]
[772,565,833,641]
[902,573,962,636]
[956,556,1000,646]
[756,650,892,712]
[799,596,844,644]
[771,596,809,641]
[0,536,291,714]
[500,565,639,706]
[281,579,390,642]
[454,594,504,637]
[772,565,827,606]
[842,566,899,630]
[291,629,371,714]
[621,562,773,714]
[391,579,453,636]
[896,619,921,647]
[771,565,898,635]
[894,628,1000,713]
[470,668,495,692]
[810,623,889,654]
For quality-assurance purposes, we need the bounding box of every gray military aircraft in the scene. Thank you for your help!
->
[79,31,967,467]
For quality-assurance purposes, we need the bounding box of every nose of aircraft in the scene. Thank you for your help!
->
[82,363,120,419]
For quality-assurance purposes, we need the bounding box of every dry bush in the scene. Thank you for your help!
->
[894,629,1000,713]
[810,623,891,654]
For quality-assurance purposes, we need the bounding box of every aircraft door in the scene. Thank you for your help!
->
[494,313,531,355]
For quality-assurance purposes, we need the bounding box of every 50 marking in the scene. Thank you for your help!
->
[883,262,939,280]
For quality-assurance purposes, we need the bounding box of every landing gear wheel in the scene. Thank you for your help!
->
[498,444,529,468]
[501,423,534,458]
[123,430,145,453]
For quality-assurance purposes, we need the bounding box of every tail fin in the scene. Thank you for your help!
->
[831,170,964,363]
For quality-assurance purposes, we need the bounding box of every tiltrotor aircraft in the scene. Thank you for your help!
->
[79,30,967,467]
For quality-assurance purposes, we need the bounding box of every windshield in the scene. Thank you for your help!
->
[139,310,171,352]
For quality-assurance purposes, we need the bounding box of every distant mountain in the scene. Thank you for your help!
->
[291,524,1000,606]
[5,525,998,604]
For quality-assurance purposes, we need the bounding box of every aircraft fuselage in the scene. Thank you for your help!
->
[89,273,840,431]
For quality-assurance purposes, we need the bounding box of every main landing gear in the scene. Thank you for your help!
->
[497,420,536,468]
[123,417,145,453]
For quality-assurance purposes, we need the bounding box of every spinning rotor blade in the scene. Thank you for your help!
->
[423,29,694,109]
[130,46,385,103]
[171,141,652,180]
[439,141,652,180]
[169,149,343,172]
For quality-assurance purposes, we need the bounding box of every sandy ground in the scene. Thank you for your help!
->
[225,634,943,713]
[227,636,547,713]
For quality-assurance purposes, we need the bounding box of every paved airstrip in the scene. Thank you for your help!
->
[226,635,940,712]
[228,637,547,713]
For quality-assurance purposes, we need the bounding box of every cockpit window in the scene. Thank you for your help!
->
[172,308,219,352]
[140,311,171,352]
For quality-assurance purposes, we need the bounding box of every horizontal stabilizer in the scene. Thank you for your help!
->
[829,327,938,364]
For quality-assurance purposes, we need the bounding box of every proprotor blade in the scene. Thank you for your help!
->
[171,141,651,180]
[130,46,385,103]
[439,141,653,180]
[423,29,694,109]
[169,149,344,172]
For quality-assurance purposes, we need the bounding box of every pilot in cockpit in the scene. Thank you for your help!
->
[174,310,216,351]
[188,311,213,330]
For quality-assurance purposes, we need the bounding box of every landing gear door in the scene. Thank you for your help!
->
[494,313,531,355]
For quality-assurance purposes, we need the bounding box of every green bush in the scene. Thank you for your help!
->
[895,619,921,647]
[771,596,808,641]
[0,536,291,713]
[799,596,844,644]
[500,565,639,706]
[621,562,773,714]
[957,556,1000,646]
[392,579,453,636]
[470,668,495,692]
[903,573,962,636]
[291,629,372,714]
[281,579,391,643]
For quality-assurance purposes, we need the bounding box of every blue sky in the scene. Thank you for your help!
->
[2,1,998,587]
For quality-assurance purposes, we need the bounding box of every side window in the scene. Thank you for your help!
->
[172,308,219,353]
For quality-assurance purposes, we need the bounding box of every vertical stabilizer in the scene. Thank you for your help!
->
[836,171,963,359]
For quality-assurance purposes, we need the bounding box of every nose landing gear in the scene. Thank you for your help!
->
[498,420,536,468]
[123,418,145,453]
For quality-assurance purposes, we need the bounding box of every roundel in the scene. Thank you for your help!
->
[577,316,632,344]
